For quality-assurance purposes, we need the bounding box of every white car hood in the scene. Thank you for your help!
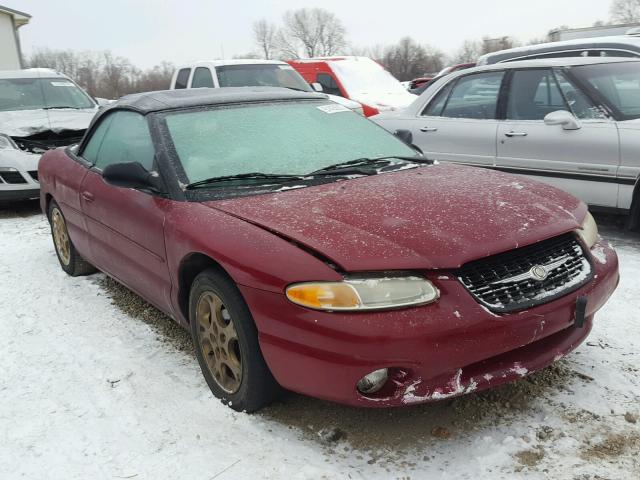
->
[348,91,417,111]
[0,108,97,137]
[619,118,640,130]
[0,148,40,170]
[324,94,362,111]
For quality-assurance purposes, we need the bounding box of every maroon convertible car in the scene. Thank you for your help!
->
[39,87,619,412]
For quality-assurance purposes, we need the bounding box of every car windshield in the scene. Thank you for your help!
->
[329,58,407,96]
[216,64,312,91]
[0,77,95,112]
[572,62,640,120]
[164,102,417,185]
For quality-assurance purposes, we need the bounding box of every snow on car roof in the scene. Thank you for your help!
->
[0,68,70,80]
[101,87,325,116]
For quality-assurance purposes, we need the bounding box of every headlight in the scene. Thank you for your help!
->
[0,134,18,150]
[577,212,598,248]
[285,276,439,311]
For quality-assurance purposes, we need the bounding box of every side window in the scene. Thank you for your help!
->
[81,115,115,164]
[191,67,214,88]
[93,111,155,171]
[554,70,607,120]
[440,72,504,119]
[507,69,567,121]
[174,68,191,89]
[422,82,454,116]
[317,73,342,97]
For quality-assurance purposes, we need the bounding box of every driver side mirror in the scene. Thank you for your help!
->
[311,82,323,92]
[544,110,582,130]
[103,162,164,193]
[394,129,424,154]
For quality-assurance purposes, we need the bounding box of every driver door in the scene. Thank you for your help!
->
[78,110,172,312]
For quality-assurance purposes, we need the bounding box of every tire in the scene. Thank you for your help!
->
[189,268,280,412]
[48,200,97,276]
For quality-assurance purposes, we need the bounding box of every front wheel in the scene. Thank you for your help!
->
[48,201,96,276]
[189,269,280,412]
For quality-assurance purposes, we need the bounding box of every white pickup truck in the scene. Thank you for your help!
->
[169,59,364,115]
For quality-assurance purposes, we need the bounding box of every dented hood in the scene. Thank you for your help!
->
[207,164,587,271]
[0,108,97,137]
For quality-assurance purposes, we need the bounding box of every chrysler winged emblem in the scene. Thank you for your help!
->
[491,256,570,285]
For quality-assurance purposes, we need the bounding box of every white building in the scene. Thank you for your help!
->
[0,4,31,70]
[550,23,640,42]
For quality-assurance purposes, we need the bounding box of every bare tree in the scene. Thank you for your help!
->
[380,37,445,80]
[279,8,346,58]
[453,39,482,63]
[27,48,175,99]
[610,0,640,23]
[253,20,278,59]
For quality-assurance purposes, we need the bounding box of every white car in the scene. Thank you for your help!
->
[170,59,365,115]
[0,69,98,202]
[372,57,640,226]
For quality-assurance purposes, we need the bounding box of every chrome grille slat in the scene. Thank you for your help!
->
[456,233,592,313]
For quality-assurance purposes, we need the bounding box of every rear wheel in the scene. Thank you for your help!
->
[189,269,280,412]
[48,201,96,276]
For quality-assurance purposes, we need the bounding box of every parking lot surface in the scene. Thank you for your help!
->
[0,202,638,479]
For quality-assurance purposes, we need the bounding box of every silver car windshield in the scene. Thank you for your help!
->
[0,77,95,112]
[572,62,640,120]
[164,102,416,184]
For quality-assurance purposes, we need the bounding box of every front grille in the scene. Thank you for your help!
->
[456,233,592,313]
[0,171,28,184]
[28,170,39,182]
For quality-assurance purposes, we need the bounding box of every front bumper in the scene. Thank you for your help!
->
[241,239,619,407]
[0,187,40,202]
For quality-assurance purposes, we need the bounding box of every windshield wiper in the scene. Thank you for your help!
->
[309,156,432,175]
[42,106,81,110]
[185,172,306,190]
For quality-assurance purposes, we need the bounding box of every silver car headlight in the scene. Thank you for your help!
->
[286,276,439,311]
[577,212,598,249]
[0,134,18,150]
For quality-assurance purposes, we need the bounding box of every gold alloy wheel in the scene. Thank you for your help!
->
[196,291,243,394]
[51,208,71,266]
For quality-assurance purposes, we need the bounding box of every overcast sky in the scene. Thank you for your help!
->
[16,0,611,68]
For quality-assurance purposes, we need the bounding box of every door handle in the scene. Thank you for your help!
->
[505,131,528,137]
[420,126,438,132]
[81,191,94,202]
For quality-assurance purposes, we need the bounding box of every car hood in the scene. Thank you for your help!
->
[0,148,40,170]
[205,164,586,272]
[618,118,640,130]
[0,108,97,137]
[349,91,416,111]
[324,94,362,111]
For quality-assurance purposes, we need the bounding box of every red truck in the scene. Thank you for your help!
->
[288,56,417,116]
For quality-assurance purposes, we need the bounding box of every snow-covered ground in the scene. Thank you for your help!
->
[0,204,638,479]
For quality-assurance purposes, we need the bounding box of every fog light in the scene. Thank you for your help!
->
[356,368,389,394]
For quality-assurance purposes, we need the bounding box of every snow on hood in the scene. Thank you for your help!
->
[207,164,587,272]
[329,58,416,110]
[0,108,98,137]
[349,91,416,110]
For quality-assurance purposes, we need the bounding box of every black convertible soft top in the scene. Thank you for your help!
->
[103,87,324,115]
